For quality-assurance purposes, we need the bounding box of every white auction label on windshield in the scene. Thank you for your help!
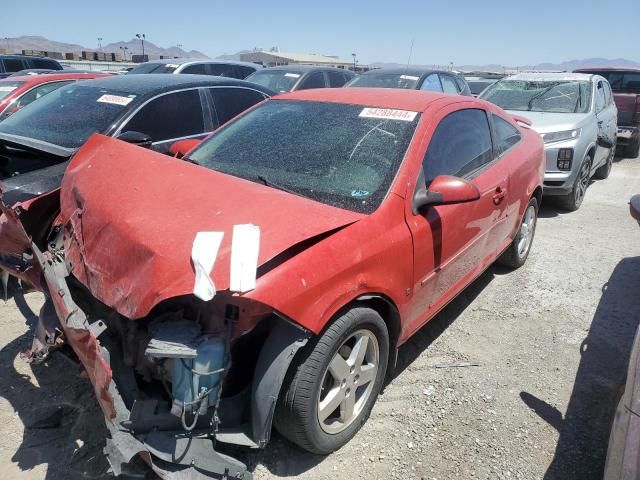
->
[359,107,418,122]
[97,94,134,106]
[284,73,301,78]
[0,86,17,92]
[400,75,419,80]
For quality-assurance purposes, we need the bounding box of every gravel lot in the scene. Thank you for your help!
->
[1,151,640,480]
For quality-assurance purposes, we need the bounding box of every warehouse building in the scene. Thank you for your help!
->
[240,48,363,70]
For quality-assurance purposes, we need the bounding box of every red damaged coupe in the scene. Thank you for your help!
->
[0,88,544,478]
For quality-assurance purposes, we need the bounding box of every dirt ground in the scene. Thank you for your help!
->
[1,151,640,480]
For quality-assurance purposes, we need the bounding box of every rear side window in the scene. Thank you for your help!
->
[207,64,236,77]
[124,89,204,142]
[327,71,348,87]
[423,109,493,183]
[233,66,256,79]
[298,71,326,90]
[181,64,207,75]
[2,58,26,73]
[492,115,522,154]
[440,75,460,94]
[420,74,442,92]
[31,58,61,69]
[209,87,266,126]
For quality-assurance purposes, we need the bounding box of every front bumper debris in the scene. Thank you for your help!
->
[29,240,252,479]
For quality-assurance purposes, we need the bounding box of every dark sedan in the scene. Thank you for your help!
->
[245,65,357,93]
[0,74,273,203]
[345,67,471,96]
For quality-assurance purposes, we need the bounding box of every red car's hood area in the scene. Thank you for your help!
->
[61,135,363,319]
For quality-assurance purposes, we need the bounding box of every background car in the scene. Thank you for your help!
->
[245,65,356,93]
[0,54,62,79]
[3,87,543,478]
[0,72,110,121]
[345,67,471,95]
[0,74,273,203]
[127,58,260,79]
[481,72,617,211]
[463,72,506,97]
[575,68,640,158]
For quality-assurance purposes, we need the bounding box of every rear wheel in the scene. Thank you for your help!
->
[559,155,591,211]
[498,197,538,269]
[627,138,640,159]
[274,307,389,454]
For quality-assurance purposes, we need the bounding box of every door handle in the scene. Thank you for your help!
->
[493,187,506,205]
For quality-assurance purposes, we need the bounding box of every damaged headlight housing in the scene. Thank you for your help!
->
[542,128,581,144]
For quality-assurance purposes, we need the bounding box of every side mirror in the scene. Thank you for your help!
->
[169,138,202,159]
[630,195,640,222]
[597,135,614,149]
[413,175,480,213]
[117,131,153,148]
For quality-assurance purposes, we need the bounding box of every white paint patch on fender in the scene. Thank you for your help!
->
[191,231,224,301]
[230,224,260,292]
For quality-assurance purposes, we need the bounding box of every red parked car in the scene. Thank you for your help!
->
[0,88,544,478]
[0,72,110,120]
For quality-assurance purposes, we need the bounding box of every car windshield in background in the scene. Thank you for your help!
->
[0,83,137,149]
[465,79,497,96]
[127,63,179,74]
[481,80,592,113]
[189,100,420,214]
[347,73,420,89]
[0,81,24,100]
[245,70,300,93]
[585,71,640,94]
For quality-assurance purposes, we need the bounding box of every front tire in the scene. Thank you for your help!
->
[498,197,538,269]
[594,141,615,180]
[559,155,591,211]
[274,307,389,454]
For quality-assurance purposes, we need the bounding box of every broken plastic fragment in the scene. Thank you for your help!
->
[191,231,224,301]
[230,224,260,292]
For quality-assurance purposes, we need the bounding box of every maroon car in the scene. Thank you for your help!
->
[575,68,640,158]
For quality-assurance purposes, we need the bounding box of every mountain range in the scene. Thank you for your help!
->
[2,35,207,59]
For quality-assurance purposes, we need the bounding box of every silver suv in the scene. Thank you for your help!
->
[481,73,617,210]
[127,59,260,80]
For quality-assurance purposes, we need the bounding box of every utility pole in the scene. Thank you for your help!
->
[352,53,357,71]
[120,45,129,61]
[136,33,146,58]
[98,37,103,51]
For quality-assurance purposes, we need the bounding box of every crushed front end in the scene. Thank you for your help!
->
[26,231,308,480]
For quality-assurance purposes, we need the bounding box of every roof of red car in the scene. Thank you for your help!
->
[275,87,470,111]
[1,72,110,85]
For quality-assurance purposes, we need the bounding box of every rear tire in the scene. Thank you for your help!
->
[498,197,538,269]
[274,307,389,454]
[627,138,640,159]
[559,155,591,211]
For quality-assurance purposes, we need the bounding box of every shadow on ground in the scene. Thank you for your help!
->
[520,256,640,479]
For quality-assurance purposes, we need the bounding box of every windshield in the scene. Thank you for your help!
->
[481,80,592,113]
[0,81,24,101]
[127,63,179,74]
[189,100,420,214]
[245,70,301,93]
[0,83,138,149]
[584,71,640,94]
[347,73,420,89]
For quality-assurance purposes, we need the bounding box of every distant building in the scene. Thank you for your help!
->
[240,48,360,70]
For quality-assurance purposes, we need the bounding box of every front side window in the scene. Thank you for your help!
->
[298,71,325,90]
[32,58,60,70]
[327,71,348,87]
[481,79,593,113]
[209,87,266,126]
[420,74,442,92]
[595,82,606,113]
[124,89,204,142]
[3,59,25,73]
[423,109,493,183]
[207,64,236,77]
[181,64,207,75]
[492,114,522,154]
[189,100,420,213]
[440,75,460,94]
[233,66,256,79]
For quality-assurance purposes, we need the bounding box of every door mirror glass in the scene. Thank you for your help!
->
[117,130,153,148]
[597,135,614,149]
[414,175,480,212]
[169,138,202,158]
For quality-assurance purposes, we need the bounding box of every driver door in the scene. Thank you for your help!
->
[405,106,509,337]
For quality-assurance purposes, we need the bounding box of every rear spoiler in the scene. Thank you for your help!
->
[511,114,532,129]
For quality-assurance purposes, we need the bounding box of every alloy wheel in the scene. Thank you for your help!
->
[574,159,591,207]
[517,204,536,258]
[317,329,379,434]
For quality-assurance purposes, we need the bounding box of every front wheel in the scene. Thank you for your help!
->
[627,138,640,159]
[594,141,616,180]
[274,307,389,454]
[498,197,538,269]
[559,155,591,211]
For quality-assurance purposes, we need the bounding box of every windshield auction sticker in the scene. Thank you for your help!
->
[284,73,301,78]
[97,94,134,106]
[359,107,418,122]
[400,75,419,80]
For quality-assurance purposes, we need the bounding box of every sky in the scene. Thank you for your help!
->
[1,0,639,66]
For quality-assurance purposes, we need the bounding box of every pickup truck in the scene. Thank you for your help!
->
[575,68,640,158]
